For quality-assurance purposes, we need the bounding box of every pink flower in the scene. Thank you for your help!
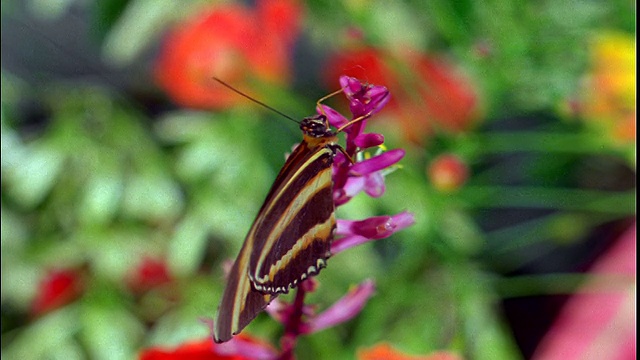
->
[332,212,416,254]
[304,280,376,334]
[326,76,406,206]
[532,222,636,360]
[262,76,414,352]
[339,75,391,118]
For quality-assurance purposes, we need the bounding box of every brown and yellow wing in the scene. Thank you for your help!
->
[213,139,337,343]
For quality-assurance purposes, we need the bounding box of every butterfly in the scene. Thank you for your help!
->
[212,79,366,343]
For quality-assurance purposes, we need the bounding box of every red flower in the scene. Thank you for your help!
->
[140,335,275,360]
[139,338,243,360]
[155,0,303,109]
[256,0,302,45]
[324,47,481,144]
[31,268,84,317]
[324,47,395,91]
[427,154,469,192]
[410,54,479,133]
[126,256,172,293]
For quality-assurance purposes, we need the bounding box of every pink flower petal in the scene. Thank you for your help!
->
[354,133,385,149]
[332,212,415,254]
[338,211,416,239]
[305,279,376,334]
[343,176,367,198]
[364,172,385,197]
[339,75,363,96]
[366,86,391,114]
[264,298,289,324]
[532,222,636,360]
[317,104,349,128]
[339,76,390,117]
[350,149,405,176]
[330,234,368,255]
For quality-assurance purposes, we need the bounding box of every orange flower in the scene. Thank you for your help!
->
[578,31,636,147]
[155,0,303,109]
[427,154,469,192]
[358,343,463,360]
[324,47,481,144]
[31,268,84,317]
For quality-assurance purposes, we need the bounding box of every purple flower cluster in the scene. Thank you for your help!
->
[216,76,415,359]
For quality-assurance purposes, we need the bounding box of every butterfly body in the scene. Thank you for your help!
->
[214,115,340,343]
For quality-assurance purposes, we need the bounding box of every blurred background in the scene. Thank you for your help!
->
[1,0,635,359]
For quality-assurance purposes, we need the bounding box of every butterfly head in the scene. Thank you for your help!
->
[300,115,334,138]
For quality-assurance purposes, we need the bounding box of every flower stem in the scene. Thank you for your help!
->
[277,285,307,360]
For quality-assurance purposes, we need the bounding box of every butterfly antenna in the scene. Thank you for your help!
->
[212,77,299,124]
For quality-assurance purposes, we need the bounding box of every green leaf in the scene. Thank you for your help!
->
[167,215,208,276]
[1,306,81,359]
[121,173,183,222]
[80,296,144,360]
[79,168,124,226]
[101,0,184,66]
[4,144,65,208]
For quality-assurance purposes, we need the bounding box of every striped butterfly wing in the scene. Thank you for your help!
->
[214,249,273,343]
[249,139,337,293]
[214,128,338,343]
